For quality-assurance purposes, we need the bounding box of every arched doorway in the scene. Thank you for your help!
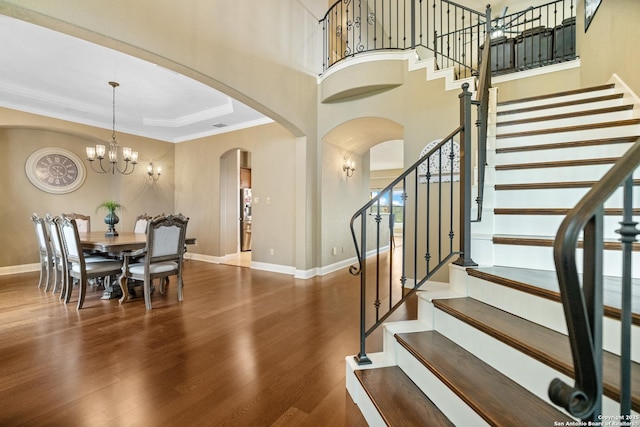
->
[219,148,252,268]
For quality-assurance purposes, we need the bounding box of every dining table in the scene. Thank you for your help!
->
[79,231,196,302]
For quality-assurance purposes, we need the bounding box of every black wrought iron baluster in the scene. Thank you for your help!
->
[425,162,431,275]
[374,199,382,321]
[438,145,443,262]
[616,175,637,415]
[414,169,419,288]
[401,177,408,289]
[448,139,455,253]
[386,187,393,310]
[582,207,604,421]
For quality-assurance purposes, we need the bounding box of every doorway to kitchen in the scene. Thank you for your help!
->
[220,149,252,268]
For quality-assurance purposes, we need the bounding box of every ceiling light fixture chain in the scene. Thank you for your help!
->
[86,81,138,175]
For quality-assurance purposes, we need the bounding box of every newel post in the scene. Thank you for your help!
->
[453,83,478,267]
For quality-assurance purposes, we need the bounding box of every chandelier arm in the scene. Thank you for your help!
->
[115,161,136,175]
[87,159,110,174]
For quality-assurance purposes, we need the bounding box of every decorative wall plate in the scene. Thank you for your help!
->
[418,139,461,184]
[25,147,86,194]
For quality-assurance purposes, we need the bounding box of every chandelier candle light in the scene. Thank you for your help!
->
[86,82,138,175]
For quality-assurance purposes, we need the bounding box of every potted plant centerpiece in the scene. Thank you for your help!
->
[97,200,124,237]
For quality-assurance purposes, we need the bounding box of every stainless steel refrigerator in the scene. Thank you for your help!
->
[240,188,252,251]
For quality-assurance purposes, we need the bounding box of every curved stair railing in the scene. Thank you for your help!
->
[549,139,640,419]
[320,1,576,76]
[350,30,491,365]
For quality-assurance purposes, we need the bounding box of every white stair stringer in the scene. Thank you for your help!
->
[407,55,476,94]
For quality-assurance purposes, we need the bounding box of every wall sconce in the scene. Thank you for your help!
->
[147,162,161,182]
[343,157,356,177]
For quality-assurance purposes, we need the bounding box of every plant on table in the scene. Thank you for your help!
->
[97,200,124,237]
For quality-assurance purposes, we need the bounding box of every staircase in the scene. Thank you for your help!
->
[346,83,640,425]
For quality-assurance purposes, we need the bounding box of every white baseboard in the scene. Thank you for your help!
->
[0,263,39,276]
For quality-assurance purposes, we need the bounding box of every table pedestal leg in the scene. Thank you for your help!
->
[101,275,123,300]
[118,257,132,304]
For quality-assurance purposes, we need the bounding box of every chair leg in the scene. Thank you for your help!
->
[143,278,152,310]
[177,273,183,302]
[76,276,87,310]
[60,269,68,301]
[37,260,46,289]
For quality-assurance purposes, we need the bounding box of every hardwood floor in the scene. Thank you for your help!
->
[0,260,414,426]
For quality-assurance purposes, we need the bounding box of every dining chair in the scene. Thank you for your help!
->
[133,213,152,234]
[62,213,90,233]
[45,214,67,296]
[58,216,123,309]
[31,214,54,291]
[121,214,189,310]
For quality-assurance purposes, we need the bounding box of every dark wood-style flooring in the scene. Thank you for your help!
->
[0,261,414,426]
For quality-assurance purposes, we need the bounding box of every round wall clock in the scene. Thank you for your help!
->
[25,147,86,194]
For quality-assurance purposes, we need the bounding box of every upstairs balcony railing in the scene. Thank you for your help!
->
[320,0,576,77]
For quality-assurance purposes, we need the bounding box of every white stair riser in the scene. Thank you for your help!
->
[497,124,640,147]
[497,89,617,113]
[493,244,640,278]
[497,98,626,122]
[494,187,640,209]
[497,110,634,134]
[495,164,615,185]
[494,214,635,240]
[496,143,635,165]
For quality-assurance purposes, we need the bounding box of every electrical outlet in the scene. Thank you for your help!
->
[332,247,337,255]
[269,248,274,255]
[266,197,271,205]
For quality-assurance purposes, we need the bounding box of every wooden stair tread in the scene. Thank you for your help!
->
[497,105,634,127]
[494,178,640,190]
[497,84,615,106]
[430,297,640,411]
[355,367,454,427]
[497,119,640,139]
[496,157,620,171]
[497,94,624,116]
[494,208,640,216]
[496,136,639,154]
[492,234,640,251]
[466,266,640,324]
[395,330,568,425]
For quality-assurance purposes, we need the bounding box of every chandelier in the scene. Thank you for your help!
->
[86,81,138,175]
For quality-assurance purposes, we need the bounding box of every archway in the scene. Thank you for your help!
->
[219,148,252,268]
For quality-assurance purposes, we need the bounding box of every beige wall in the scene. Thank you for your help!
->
[577,0,640,94]
[0,109,174,269]
[174,123,297,267]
